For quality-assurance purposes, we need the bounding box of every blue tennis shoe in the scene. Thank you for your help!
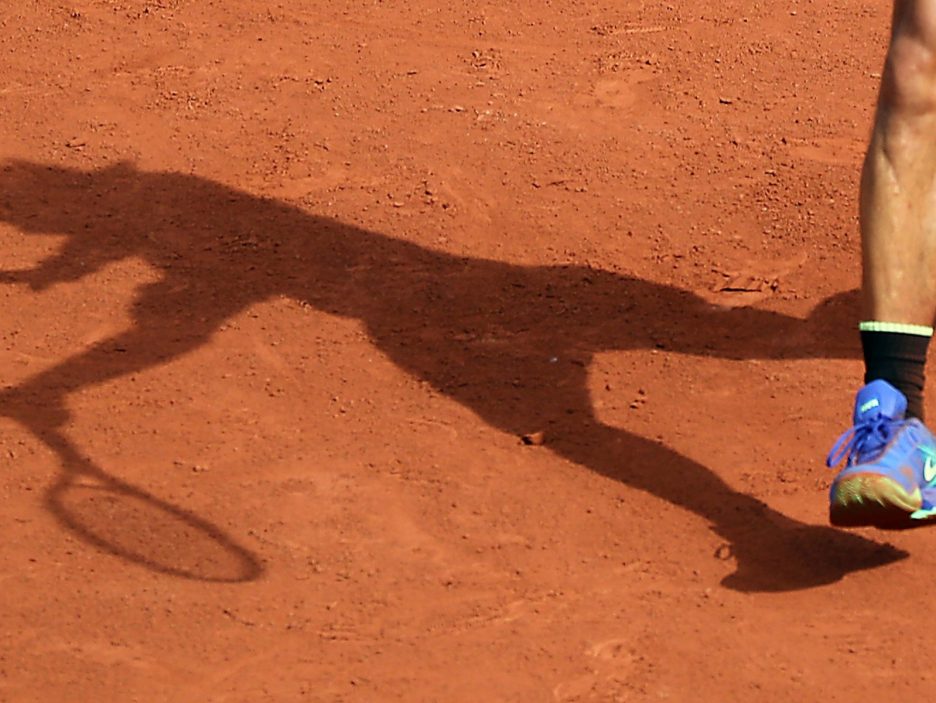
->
[827,379,936,528]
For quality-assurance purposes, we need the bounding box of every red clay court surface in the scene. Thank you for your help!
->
[0,1,929,701]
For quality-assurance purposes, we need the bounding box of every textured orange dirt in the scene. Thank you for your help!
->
[0,1,930,701]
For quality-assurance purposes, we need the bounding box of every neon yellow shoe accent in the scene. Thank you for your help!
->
[859,321,934,337]
[830,473,924,528]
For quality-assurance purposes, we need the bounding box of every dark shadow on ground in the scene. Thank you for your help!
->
[0,160,898,590]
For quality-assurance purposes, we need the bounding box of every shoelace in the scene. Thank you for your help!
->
[826,416,903,468]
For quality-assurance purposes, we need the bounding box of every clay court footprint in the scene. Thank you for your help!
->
[592,73,651,112]
[587,638,634,662]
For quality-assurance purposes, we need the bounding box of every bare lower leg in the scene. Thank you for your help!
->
[862,0,936,324]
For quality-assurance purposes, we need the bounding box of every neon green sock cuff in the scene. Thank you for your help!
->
[859,321,934,337]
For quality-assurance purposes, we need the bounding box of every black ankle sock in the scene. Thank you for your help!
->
[861,327,931,420]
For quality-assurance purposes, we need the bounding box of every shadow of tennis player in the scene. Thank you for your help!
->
[0,160,899,590]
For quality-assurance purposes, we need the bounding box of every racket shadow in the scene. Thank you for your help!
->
[39,427,262,583]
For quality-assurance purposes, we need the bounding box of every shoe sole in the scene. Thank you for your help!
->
[830,473,935,529]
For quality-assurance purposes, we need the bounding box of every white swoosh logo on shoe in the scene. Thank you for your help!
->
[925,456,936,484]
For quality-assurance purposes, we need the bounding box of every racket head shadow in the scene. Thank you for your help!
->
[41,432,263,583]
